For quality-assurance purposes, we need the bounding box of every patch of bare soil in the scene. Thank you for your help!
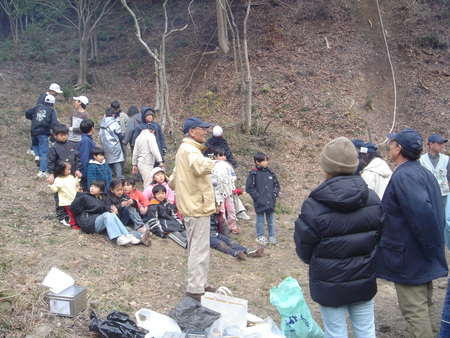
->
[0,0,449,336]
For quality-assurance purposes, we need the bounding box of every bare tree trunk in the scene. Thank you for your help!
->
[154,54,161,111]
[40,0,114,89]
[0,0,20,43]
[216,0,229,53]
[121,0,186,133]
[224,0,253,134]
[243,0,252,134]
[78,36,88,88]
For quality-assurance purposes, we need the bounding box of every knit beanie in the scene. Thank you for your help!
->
[213,125,223,137]
[320,137,359,176]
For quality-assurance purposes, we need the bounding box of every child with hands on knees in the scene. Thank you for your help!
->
[106,179,152,246]
[123,177,149,217]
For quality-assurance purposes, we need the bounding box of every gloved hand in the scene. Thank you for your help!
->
[162,148,167,156]
[232,188,243,196]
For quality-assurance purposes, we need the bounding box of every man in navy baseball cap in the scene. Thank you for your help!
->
[378,127,448,337]
[386,128,423,155]
[182,117,212,134]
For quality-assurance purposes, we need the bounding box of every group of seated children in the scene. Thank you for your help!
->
[48,151,261,256]
[45,122,260,255]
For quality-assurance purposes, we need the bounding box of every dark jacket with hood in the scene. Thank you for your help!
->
[377,160,448,284]
[204,135,238,168]
[123,110,142,147]
[146,199,185,237]
[70,192,107,234]
[27,102,60,136]
[133,106,166,160]
[294,175,383,307]
[245,167,280,213]
[47,140,81,175]
[105,192,137,216]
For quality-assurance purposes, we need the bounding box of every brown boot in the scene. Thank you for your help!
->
[185,292,204,302]
[204,286,217,293]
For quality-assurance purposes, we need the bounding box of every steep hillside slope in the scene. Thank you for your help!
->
[0,0,448,336]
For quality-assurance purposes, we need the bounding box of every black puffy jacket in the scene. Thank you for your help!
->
[70,192,107,234]
[245,167,280,213]
[294,175,383,307]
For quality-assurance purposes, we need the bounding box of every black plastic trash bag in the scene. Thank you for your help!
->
[89,310,147,338]
[169,296,220,331]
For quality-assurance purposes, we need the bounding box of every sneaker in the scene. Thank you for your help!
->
[269,237,277,245]
[140,229,152,246]
[235,251,247,260]
[57,219,71,228]
[37,171,49,178]
[247,247,264,258]
[237,211,251,220]
[256,236,268,246]
[116,234,132,246]
[126,234,141,245]
[26,148,35,156]
[34,156,40,167]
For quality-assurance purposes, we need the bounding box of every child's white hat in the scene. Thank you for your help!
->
[45,94,55,104]
[49,83,63,93]
[73,95,89,105]
[151,166,165,177]
[213,125,223,137]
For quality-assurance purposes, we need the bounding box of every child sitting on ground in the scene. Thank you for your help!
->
[211,148,239,234]
[106,179,152,246]
[245,152,280,246]
[70,179,143,246]
[123,177,149,218]
[87,147,112,193]
[143,166,175,204]
[209,211,263,260]
[48,160,81,229]
[46,124,82,227]
[146,184,187,248]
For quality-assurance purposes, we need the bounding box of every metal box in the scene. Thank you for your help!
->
[47,285,87,317]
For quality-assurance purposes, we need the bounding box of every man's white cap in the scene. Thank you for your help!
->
[73,96,89,105]
[213,125,223,137]
[45,94,56,104]
[49,83,63,94]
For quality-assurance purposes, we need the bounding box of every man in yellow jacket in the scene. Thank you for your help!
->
[170,117,217,300]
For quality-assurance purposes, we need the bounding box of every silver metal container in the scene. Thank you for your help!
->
[47,285,87,317]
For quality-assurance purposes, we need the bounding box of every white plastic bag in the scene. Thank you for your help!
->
[201,286,248,329]
[242,317,285,338]
[206,316,284,338]
[135,308,181,338]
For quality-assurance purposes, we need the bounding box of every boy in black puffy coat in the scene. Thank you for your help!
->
[245,152,280,246]
[294,137,383,338]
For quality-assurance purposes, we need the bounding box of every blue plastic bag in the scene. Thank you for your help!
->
[270,277,325,338]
